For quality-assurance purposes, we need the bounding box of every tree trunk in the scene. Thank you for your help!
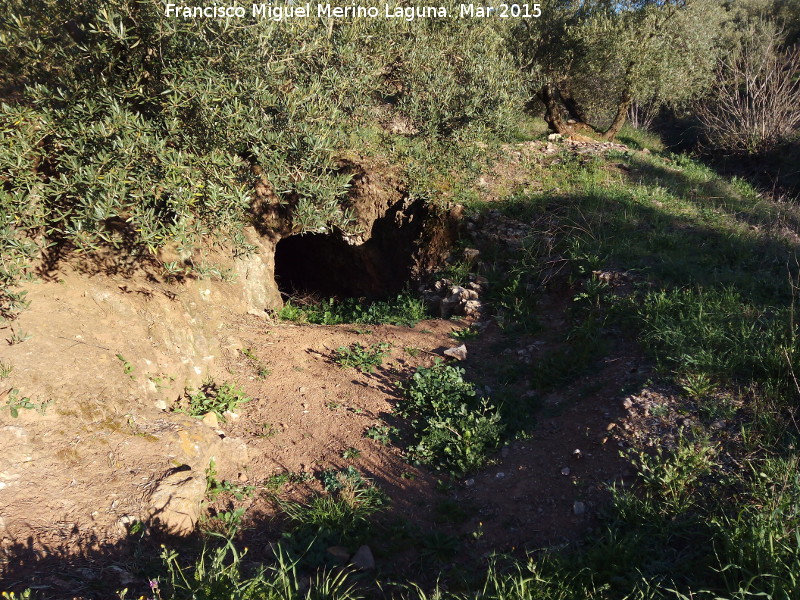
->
[536,83,570,135]
[603,89,632,140]
[559,86,591,126]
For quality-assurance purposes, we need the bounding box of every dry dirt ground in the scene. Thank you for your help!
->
[0,138,650,598]
[0,271,644,598]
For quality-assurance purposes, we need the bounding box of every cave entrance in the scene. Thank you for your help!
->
[274,206,425,300]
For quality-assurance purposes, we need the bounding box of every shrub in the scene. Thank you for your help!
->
[696,23,800,155]
[398,362,503,476]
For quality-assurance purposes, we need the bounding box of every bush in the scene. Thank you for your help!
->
[398,362,503,477]
[697,24,800,155]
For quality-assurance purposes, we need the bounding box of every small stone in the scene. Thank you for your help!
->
[573,501,586,516]
[495,472,505,479]
[463,248,481,262]
[561,467,570,476]
[548,133,563,141]
[154,400,168,411]
[465,478,475,487]
[444,345,468,361]
[572,448,582,458]
[464,300,482,316]
[223,410,240,422]
[351,545,375,570]
[623,398,633,410]
[606,423,617,431]
[201,412,219,429]
[327,546,350,564]
[500,446,510,458]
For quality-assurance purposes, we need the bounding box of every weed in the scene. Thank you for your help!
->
[182,380,250,421]
[364,424,397,445]
[240,348,271,379]
[326,401,342,411]
[404,346,421,357]
[255,423,279,439]
[628,434,718,514]
[279,468,387,550]
[6,330,31,345]
[398,362,503,476]
[680,372,717,399]
[115,354,136,379]
[451,326,480,341]
[205,462,255,502]
[333,342,390,373]
[0,362,11,378]
[340,447,361,460]
[279,292,428,327]
[5,389,49,418]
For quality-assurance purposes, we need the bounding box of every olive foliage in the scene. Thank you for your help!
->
[0,0,521,315]
[511,0,726,138]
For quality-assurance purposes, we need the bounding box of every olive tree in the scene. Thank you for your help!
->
[511,0,727,139]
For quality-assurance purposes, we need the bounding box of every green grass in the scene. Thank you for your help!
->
[279,291,429,327]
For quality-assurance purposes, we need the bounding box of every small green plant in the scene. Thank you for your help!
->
[279,292,428,327]
[333,342,390,373]
[0,362,12,379]
[364,424,397,445]
[404,346,421,358]
[451,326,480,341]
[5,389,49,418]
[341,447,361,460]
[680,372,717,399]
[6,330,31,345]
[279,469,387,543]
[183,381,250,421]
[115,353,136,379]
[255,423,279,439]
[398,362,503,476]
[628,434,718,513]
[205,461,255,502]
[240,348,271,379]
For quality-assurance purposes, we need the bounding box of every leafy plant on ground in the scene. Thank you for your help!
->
[182,381,250,421]
[0,362,12,378]
[205,462,255,503]
[398,362,503,477]
[279,292,429,327]
[240,348,271,379]
[333,343,390,374]
[364,424,397,445]
[4,389,49,418]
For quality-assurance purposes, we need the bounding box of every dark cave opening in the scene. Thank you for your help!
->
[274,199,430,300]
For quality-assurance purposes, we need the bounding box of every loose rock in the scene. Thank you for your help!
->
[444,345,468,361]
[147,469,206,535]
[351,545,375,570]
[573,501,586,516]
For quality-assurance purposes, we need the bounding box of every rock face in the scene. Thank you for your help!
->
[147,469,207,535]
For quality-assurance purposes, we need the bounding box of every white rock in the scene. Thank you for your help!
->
[443,345,468,361]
